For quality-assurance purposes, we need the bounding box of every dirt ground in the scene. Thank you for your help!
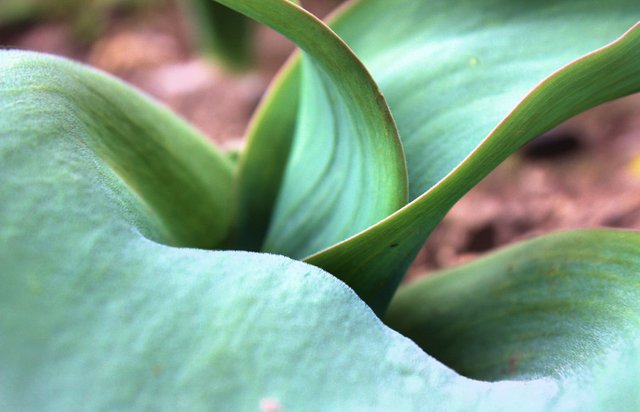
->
[3,1,639,278]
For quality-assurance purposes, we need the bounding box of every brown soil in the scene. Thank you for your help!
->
[3,1,639,279]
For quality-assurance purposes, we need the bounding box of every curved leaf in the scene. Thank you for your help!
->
[221,0,408,258]
[233,60,301,250]
[4,98,640,407]
[0,76,550,409]
[0,51,233,249]
[235,0,640,312]
[302,2,640,313]
[385,230,640,406]
[4,23,640,412]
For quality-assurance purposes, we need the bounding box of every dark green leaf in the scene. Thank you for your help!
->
[233,61,301,250]
[183,0,254,71]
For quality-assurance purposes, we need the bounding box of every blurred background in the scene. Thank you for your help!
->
[2,0,639,277]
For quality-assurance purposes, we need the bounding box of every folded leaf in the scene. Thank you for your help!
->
[235,0,640,312]
[222,0,408,258]
[3,111,637,407]
[304,2,640,313]
[0,79,552,408]
[0,51,234,249]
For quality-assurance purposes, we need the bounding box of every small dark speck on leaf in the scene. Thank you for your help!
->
[389,243,399,248]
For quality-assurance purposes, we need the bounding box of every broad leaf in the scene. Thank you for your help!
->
[310,19,640,313]
[4,7,640,412]
[0,52,550,408]
[0,51,234,249]
[385,230,640,408]
[3,98,639,407]
[239,0,640,312]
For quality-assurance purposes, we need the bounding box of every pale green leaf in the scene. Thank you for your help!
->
[4,6,640,410]
[6,85,636,407]
[0,66,553,408]
[3,112,639,407]
[310,18,640,313]
[0,51,234,249]
[386,230,640,408]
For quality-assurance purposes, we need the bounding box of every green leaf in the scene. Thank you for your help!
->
[0,67,551,408]
[0,79,426,407]
[4,123,640,408]
[233,61,301,250]
[300,2,640,313]
[183,0,254,71]
[0,0,40,25]
[7,90,636,406]
[0,51,234,249]
[385,229,640,407]
[4,12,640,412]
[222,0,408,258]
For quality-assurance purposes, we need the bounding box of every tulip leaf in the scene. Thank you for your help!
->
[0,66,554,408]
[0,51,234,249]
[311,18,640,314]
[386,229,640,408]
[5,92,639,406]
[4,2,640,409]
[239,0,640,312]
[221,0,408,258]
[3,118,639,408]
[234,61,301,250]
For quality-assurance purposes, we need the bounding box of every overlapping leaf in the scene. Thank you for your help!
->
[5,65,639,406]
[238,0,640,312]
[3,0,640,409]
[221,0,407,258]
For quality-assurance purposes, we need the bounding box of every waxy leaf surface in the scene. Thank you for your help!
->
[240,0,640,311]
[386,230,640,409]
[3,0,640,409]
[224,0,407,258]
[5,57,639,408]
